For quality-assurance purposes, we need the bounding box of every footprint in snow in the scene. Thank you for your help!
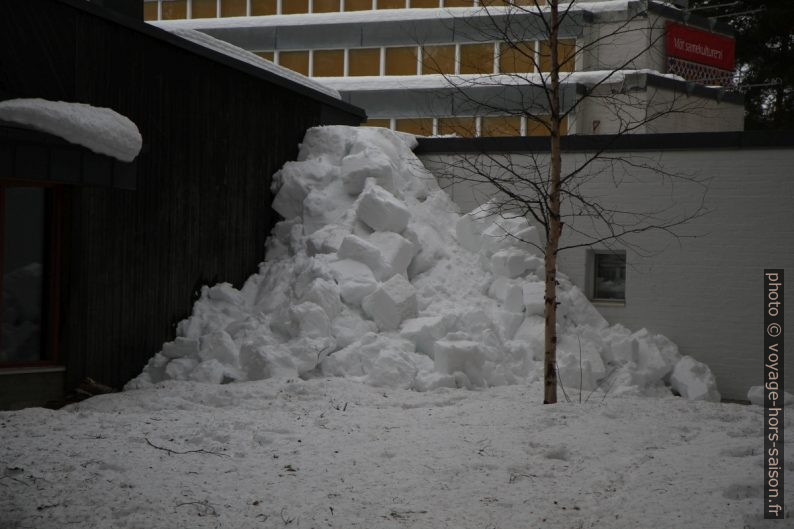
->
[719,446,758,457]
[723,481,763,500]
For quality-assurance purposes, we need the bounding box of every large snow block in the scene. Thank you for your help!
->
[480,216,541,256]
[356,182,411,233]
[300,278,343,319]
[491,248,529,279]
[557,334,607,391]
[340,147,396,196]
[367,231,417,280]
[207,283,244,306]
[164,357,199,380]
[557,286,609,329]
[321,333,419,389]
[272,159,339,220]
[670,355,721,402]
[332,308,378,349]
[362,274,417,331]
[337,234,387,278]
[748,386,794,406]
[328,259,378,305]
[454,203,495,253]
[433,339,485,387]
[199,330,239,366]
[306,225,349,256]
[297,126,354,165]
[240,342,298,380]
[301,182,355,235]
[513,316,545,360]
[290,302,331,339]
[399,316,447,357]
[523,282,545,316]
[404,223,446,279]
[162,337,199,359]
[488,277,524,313]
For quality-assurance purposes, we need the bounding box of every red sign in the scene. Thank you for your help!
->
[666,22,736,71]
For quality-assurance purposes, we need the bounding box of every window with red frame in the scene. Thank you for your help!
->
[0,184,60,366]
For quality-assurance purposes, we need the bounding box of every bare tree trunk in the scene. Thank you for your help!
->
[544,0,562,405]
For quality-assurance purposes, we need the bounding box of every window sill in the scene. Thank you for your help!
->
[0,365,65,376]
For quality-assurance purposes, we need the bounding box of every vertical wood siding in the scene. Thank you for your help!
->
[0,0,361,390]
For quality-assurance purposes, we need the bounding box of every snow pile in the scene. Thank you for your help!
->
[129,125,719,401]
[0,98,142,162]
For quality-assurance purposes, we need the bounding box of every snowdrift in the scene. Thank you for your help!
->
[129,126,719,401]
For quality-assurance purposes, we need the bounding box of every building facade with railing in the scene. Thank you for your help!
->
[147,0,745,136]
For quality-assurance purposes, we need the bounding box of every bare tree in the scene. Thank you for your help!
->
[422,0,715,403]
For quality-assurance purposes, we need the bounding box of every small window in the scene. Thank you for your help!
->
[377,0,405,8]
[282,0,310,14]
[539,39,576,73]
[251,0,278,15]
[255,51,275,61]
[192,0,218,17]
[344,0,372,10]
[395,118,433,136]
[362,119,392,129]
[460,43,494,75]
[221,0,247,16]
[410,0,438,7]
[421,45,455,75]
[313,0,341,12]
[443,0,473,6]
[349,48,381,76]
[525,115,567,136]
[278,51,310,75]
[161,0,187,19]
[591,251,626,301]
[481,116,522,137]
[437,117,476,137]
[144,1,159,20]
[499,42,535,74]
[385,47,418,76]
[313,49,344,77]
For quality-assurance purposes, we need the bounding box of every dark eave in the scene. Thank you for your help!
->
[415,129,794,155]
[0,122,137,189]
[54,0,367,120]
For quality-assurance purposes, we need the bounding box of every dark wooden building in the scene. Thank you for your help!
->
[0,0,365,408]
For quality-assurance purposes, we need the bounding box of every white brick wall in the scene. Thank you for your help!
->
[420,147,794,400]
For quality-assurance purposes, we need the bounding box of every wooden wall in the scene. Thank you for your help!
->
[0,0,363,391]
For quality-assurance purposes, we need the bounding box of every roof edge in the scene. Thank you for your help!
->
[53,0,366,119]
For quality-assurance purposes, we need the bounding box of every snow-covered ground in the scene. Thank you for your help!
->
[0,377,788,528]
[0,126,782,527]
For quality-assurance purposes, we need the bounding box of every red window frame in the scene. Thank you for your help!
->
[0,182,62,368]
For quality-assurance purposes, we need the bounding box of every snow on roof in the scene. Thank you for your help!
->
[318,69,684,92]
[0,98,142,162]
[152,1,633,31]
[166,28,341,100]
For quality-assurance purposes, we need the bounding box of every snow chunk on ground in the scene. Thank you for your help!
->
[362,274,417,331]
[0,98,142,162]
[670,355,721,402]
[747,385,794,406]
